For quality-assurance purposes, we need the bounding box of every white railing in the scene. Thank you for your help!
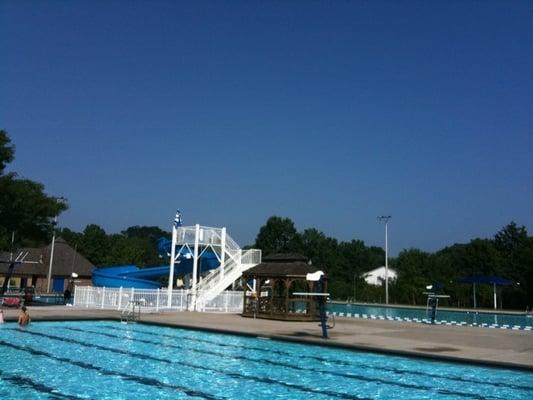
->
[73,286,244,313]
[198,249,261,292]
[175,225,245,252]
[201,291,244,312]
[176,226,224,247]
[224,233,241,251]
[195,249,261,304]
[242,249,262,265]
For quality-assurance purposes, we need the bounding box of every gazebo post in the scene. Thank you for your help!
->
[284,278,289,316]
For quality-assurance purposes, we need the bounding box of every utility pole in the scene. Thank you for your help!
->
[377,215,391,304]
[47,197,66,293]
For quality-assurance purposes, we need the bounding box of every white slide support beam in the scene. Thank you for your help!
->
[167,225,178,308]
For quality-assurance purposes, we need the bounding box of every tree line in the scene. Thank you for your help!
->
[254,216,533,310]
[1,130,532,310]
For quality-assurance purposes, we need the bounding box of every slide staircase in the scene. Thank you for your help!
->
[196,248,260,306]
[170,225,261,309]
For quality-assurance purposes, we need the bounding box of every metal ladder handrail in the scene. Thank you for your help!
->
[120,300,142,323]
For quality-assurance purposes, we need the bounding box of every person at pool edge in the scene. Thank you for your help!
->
[18,306,30,326]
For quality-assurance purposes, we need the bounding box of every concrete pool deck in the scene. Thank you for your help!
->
[2,306,532,371]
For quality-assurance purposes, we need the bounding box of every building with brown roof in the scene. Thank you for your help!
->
[0,238,94,293]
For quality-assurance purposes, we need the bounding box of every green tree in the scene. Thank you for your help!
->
[393,248,433,305]
[254,216,302,255]
[494,223,533,309]
[0,129,15,174]
[300,228,338,268]
[494,222,528,257]
[0,130,68,248]
[79,224,110,266]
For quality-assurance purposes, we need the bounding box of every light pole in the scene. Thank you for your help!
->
[47,197,66,293]
[377,215,391,304]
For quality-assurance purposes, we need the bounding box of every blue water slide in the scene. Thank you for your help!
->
[92,265,165,289]
[92,241,221,288]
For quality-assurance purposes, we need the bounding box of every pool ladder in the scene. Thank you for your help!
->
[121,300,142,323]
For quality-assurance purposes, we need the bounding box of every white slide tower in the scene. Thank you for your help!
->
[166,223,261,310]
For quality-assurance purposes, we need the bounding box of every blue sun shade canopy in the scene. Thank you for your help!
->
[459,275,513,286]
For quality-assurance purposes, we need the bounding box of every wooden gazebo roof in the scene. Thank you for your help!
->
[243,253,321,278]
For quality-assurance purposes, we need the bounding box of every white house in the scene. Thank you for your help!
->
[362,266,397,286]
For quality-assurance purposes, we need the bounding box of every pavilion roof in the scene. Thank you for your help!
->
[458,275,513,286]
[0,238,94,277]
[244,253,323,278]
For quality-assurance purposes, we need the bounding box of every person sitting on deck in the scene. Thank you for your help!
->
[18,306,30,326]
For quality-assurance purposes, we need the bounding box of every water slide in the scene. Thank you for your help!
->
[92,240,220,289]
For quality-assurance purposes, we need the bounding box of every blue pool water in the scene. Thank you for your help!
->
[0,321,531,399]
[327,303,533,329]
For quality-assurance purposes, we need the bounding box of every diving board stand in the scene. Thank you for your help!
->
[423,292,450,324]
[294,270,331,339]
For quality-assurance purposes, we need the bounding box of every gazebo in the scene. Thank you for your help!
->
[242,253,327,321]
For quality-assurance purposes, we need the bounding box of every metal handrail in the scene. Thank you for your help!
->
[121,300,142,323]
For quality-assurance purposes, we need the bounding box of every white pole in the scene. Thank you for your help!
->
[10,231,14,261]
[385,220,389,305]
[191,224,200,310]
[493,283,497,310]
[167,225,178,308]
[220,227,226,281]
[118,287,123,310]
[46,216,58,293]
[101,287,105,309]
[378,215,391,305]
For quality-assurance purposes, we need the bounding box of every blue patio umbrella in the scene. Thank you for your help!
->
[458,275,513,309]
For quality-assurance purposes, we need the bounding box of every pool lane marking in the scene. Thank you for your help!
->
[327,311,532,330]
[0,366,88,400]
[95,323,533,393]
[5,330,371,400]
[103,323,319,360]
[0,339,222,400]
[68,327,433,390]
[58,326,508,400]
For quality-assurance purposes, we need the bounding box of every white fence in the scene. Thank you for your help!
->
[73,286,244,313]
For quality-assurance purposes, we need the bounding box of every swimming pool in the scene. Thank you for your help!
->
[0,321,531,399]
[327,303,533,329]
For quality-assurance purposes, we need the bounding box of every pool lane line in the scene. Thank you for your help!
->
[8,329,371,400]
[58,326,506,400]
[64,326,510,396]
[0,367,86,400]
[0,339,222,400]
[95,323,533,393]
[102,323,321,360]
[326,311,533,331]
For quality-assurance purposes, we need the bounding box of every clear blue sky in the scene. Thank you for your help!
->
[1,1,532,255]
